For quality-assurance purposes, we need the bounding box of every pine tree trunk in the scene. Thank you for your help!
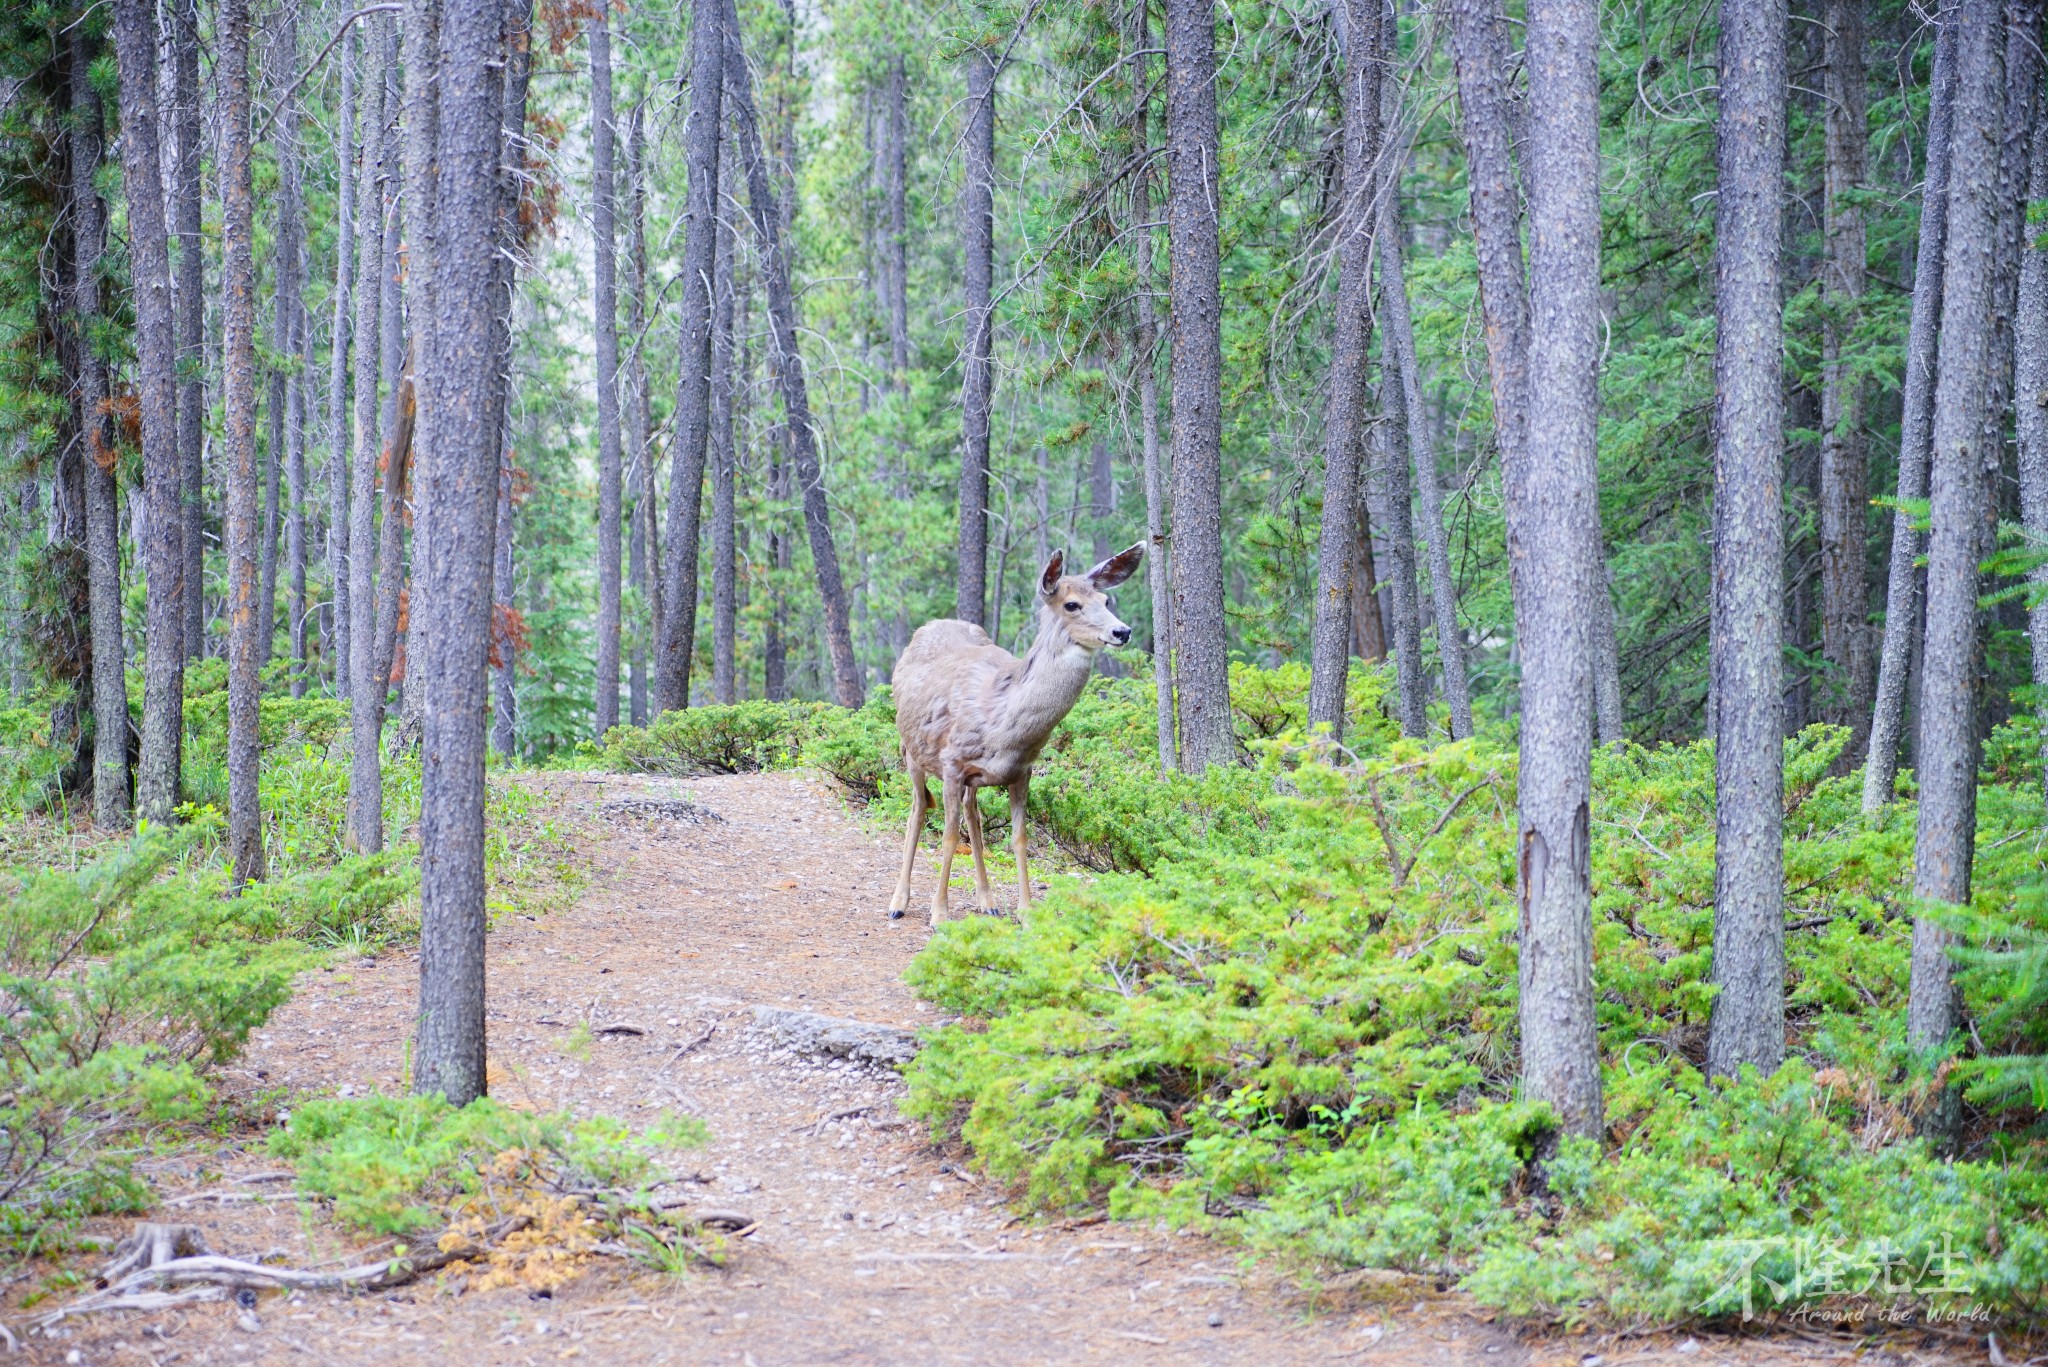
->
[1164,0,1232,770]
[1865,14,1959,811]
[261,373,282,667]
[625,101,650,728]
[1705,0,1788,1082]
[589,7,623,736]
[1352,496,1387,660]
[328,36,356,701]
[2017,17,2048,802]
[369,47,408,769]
[1910,0,2007,1150]
[1306,0,1383,739]
[411,0,508,1108]
[956,46,997,626]
[1370,382,1428,738]
[173,0,207,661]
[1979,4,2042,570]
[1129,0,1174,770]
[1378,168,1473,737]
[396,0,442,738]
[271,10,308,697]
[721,0,863,707]
[1515,0,1605,1142]
[116,0,185,823]
[493,430,517,757]
[68,26,129,830]
[348,13,392,852]
[711,169,740,706]
[654,0,726,715]
[221,0,265,885]
[1817,0,1869,733]
[887,53,910,389]
[485,0,535,755]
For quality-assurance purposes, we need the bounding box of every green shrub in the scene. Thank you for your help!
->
[600,701,824,775]
[269,1093,708,1235]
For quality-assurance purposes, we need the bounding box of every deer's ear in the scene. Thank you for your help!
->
[1038,551,1065,598]
[1084,542,1144,590]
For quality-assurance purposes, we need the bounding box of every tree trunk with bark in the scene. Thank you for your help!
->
[411,0,509,1108]
[1515,0,1605,1142]
[887,53,910,388]
[347,12,392,852]
[721,0,863,707]
[1864,14,1960,812]
[1164,0,1232,770]
[1128,0,1175,770]
[69,24,128,830]
[710,167,740,705]
[221,0,265,885]
[625,101,650,727]
[173,0,207,661]
[115,0,184,822]
[1818,0,1869,733]
[589,7,623,735]
[1378,164,1473,738]
[1706,0,1788,1082]
[328,35,356,701]
[2017,16,2048,802]
[655,0,725,715]
[1910,0,2007,1150]
[1306,0,1383,739]
[485,0,535,755]
[273,11,308,698]
[956,45,997,626]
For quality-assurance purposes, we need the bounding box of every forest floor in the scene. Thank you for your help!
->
[10,771,2006,1367]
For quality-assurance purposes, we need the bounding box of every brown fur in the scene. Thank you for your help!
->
[888,544,1143,922]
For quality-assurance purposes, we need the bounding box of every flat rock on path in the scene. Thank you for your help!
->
[19,772,1977,1367]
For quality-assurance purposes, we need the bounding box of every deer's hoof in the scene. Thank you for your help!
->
[887,907,905,920]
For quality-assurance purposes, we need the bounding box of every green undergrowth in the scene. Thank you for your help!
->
[270,1093,709,1236]
[598,664,2048,1326]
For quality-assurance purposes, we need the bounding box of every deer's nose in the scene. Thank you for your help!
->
[1112,625,1132,645]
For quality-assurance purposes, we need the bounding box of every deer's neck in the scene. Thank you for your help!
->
[999,615,1095,747]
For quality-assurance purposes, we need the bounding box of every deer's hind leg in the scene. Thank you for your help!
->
[963,785,998,913]
[931,772,966,924]
[1008,778,1033,907]
[888,764,931,920]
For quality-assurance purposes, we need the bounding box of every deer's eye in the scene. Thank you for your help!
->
[1063,601,1080,613]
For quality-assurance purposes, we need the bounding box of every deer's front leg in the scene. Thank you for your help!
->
[963,787,998,913]
[888,771,930,919]
[1008,778,1032,907]
[931,774,965,924]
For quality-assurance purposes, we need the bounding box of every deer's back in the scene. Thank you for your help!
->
[892,619,1018,769]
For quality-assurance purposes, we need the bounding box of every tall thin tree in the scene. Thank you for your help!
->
[1817,0,1869,731]
[1515,0,1605,1140]
[69,19,127,830]
[655,0,725,715]
[173,0,207,660]
[956,43,997,626]
[590,6,623,735]
[1306,0,1383,740]
[328,34,356,700]
[2017,19,2048,800]
[1909,0,2007,1148]
[221,0,264,884]
[721,0,863,706]
[1164,0,1232,770]
[710,160,740,705]
[1864,14,1959,811]
[115,0,184,821]
[1706,0,1788,1082]
[411,0,510,1107]
[886,53,910,389]
[1130,0,1175,771]
[347,11,391,852]
[625,101,651,726]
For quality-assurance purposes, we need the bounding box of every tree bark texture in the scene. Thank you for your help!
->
[655,0,725,715]
[328,35,356,702]
[722,0,864,707]
[1981,5,2043,532]
[710,178,740,705]
[173,0,207,661]
[221,0,265,884]
[1307,0,1383,738]
[1818,0,1869,731]
[69,24,129,830]
[348,12,392,853]
[1909,0,2005,1112]
[1165,0,1232,770]
[2016,15,2048,801]
[1706,0,1788,1083]
[271,9,308,698]
[411,0,508,1108]
[115,0,185,823]
[1864,14,1959,811]
[887,53,910,389]
[956,46,997,627]
[1129,0,1175,770]
[589,7,623,736]
[625,101,650,727]
[1515,0,1605,1141]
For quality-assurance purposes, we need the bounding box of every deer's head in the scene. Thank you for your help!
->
[1037,544,1144,652]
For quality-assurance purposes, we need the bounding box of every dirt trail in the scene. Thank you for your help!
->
[20,773,1977,1367]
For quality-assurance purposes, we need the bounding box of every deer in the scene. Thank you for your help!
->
[887,543,1145,924]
